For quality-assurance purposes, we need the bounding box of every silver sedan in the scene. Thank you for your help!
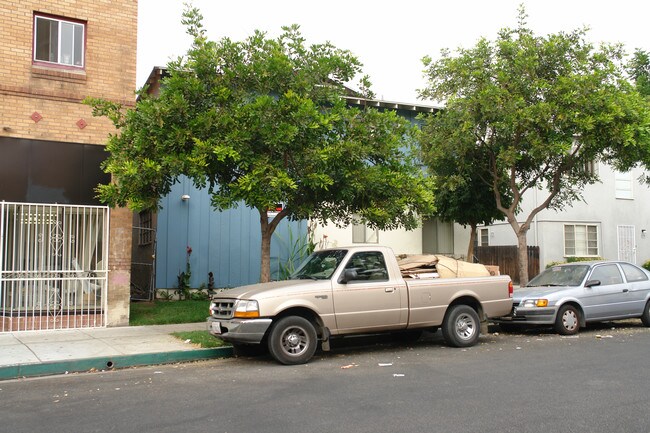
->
[495,261,650,335]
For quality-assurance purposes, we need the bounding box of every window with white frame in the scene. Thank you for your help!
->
[614,171,633,199]
[583,159,598,176]
[564,224,598,257]
[34,14,85,68]
[473,227,489,248]
[479,228,489,246]
[352,217,379,243]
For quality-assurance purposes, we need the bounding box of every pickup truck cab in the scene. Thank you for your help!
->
[208,246,512,364]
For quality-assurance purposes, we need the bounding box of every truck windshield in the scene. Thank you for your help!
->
[291,249,348,280]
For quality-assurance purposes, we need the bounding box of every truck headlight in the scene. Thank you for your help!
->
[521,299,549,308]
[233,300,260,318]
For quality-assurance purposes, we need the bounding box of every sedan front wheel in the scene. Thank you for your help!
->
[554,304,580,335]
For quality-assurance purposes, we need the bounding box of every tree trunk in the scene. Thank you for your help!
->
[260,225,272,283]
[258,207,289,283]
[466,224,477,262]
[516,228,530,286]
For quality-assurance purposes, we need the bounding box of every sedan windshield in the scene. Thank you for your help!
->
[527,264,590,287]
[291,249,348,280]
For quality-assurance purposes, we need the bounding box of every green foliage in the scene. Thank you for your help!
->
[175,246,192,300]
[628,49,650,97]
[419,121,511,257]
[88,5,434,283]
[156,289,174,301]
[419,5,650,284]
[274,223,316,280]
[190,288,210,301]
[642,260,650,272]
[171,330,228,348]
[129,300,208,326]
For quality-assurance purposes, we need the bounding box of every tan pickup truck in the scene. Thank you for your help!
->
[207,245,512,364]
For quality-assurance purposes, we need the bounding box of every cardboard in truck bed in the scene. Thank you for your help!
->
[398,254,491,278]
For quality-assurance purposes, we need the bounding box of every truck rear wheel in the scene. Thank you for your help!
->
[442,305,480,347]
[267,316,317,365]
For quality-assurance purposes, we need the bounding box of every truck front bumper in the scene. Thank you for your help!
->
[207,316,273,344]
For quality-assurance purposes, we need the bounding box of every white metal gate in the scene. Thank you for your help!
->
[617,225,636,264]
[0,202,109,332]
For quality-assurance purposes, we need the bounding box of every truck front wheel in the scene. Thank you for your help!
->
[267,316,317,365]
[442,305,480,347]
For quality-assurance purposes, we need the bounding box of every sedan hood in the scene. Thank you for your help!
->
[513,285,579,302]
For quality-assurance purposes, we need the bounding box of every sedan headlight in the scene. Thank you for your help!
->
[233,299,260,318]
[521,299,549,308]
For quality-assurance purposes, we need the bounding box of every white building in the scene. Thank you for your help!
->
[314,162,650,270]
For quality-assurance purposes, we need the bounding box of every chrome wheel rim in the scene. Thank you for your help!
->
[562,310,578,332]
[455,313,476,341]
[280,326,309,357]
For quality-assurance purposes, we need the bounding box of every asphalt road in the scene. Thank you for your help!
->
[2,322,649,433]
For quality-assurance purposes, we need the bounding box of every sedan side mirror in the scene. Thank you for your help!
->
[585,279,601,288]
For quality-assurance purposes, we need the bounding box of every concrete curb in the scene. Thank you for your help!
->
[0,346,234,381]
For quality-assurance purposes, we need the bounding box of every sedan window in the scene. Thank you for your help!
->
[621,263,649,283]
[589,264,624,286]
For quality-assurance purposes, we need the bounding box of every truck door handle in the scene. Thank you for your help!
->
[385,288,395,293]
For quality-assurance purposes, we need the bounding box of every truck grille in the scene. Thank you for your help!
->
[211,300,235,319]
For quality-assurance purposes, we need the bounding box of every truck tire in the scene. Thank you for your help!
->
[267,316,317,365]
[442,305,480,347]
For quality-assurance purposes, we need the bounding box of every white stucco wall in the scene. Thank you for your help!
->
[312,221,423,255]
[463,163,650,267]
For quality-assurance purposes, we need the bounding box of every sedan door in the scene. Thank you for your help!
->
[619,263,650,316]
[582,263,630,319]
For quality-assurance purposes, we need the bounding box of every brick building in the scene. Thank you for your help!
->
[0,0,137,330]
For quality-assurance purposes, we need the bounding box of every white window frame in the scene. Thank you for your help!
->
[564,224,599,257]
[474,227,489,248]
[352,217,379,244]
[614,171,633,200]
[583,159,598,176]
[33,14,85,68]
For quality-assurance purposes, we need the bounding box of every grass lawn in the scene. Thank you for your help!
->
[171,330,228,348]
[130,300,209,326]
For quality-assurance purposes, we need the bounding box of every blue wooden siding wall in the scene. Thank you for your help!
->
[156,177,308,289]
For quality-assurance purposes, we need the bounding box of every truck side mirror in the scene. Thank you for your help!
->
[339,269,358,284]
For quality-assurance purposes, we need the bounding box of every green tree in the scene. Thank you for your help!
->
[420,126,509,261]
[419,6,650,285]
[89,6,433,283]
[628,49,650,97]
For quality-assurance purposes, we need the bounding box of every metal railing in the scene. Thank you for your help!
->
[0,202,109,332]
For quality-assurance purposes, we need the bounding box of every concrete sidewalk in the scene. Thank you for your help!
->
[0,323,233,380]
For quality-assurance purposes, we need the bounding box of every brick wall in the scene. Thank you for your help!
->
[0,0,138,327]
[0,0,137,143]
